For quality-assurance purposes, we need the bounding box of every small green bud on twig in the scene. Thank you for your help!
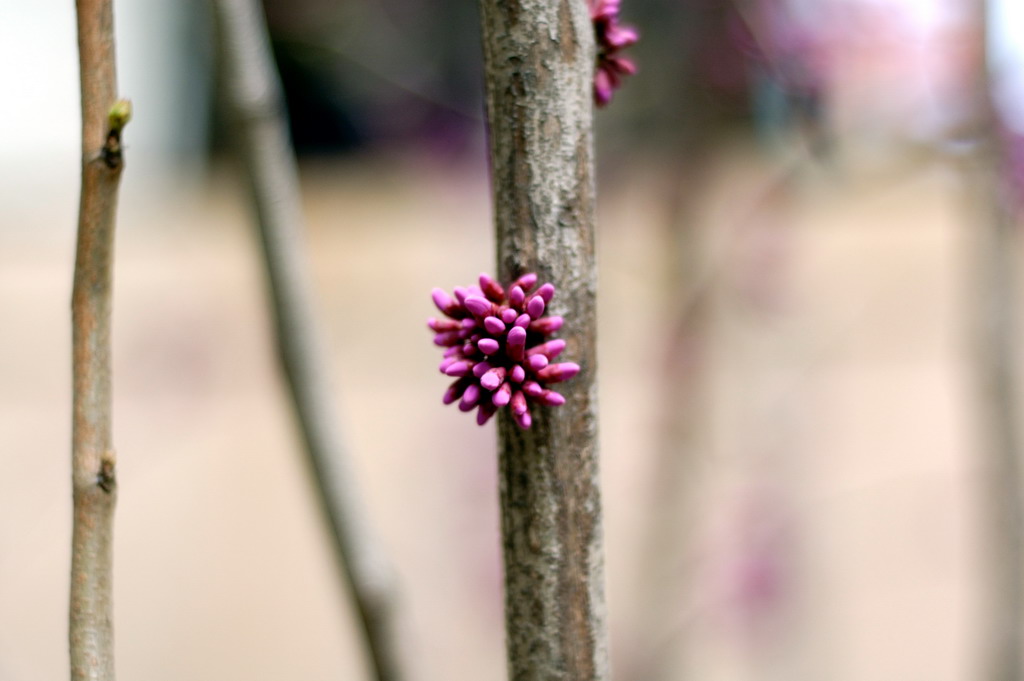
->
[107,99,132,132]
[102,99,131,169]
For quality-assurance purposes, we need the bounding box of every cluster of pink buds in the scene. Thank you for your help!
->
[429,273,578,429]
[591,0,638,107]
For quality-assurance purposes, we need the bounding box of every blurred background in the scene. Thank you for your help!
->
[2,0,1024,679]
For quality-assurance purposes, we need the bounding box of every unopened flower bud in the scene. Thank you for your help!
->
[527,354,549,371]
[509,286,525,307]
[527,339,566,360]
[536,283,555,303]
[478,338,500,355]
[463,296,493,317]
[514,273,538,291]
[459,384,481,411]
[481,367,508,391]
[444,360,475,377]
[536,362,580,383]
[484,316,506,334]
[511,390,528,416]
[443,378,470,404]
[492,382,513,407]
[530,316,564,334]
[479,273,506,303]
[539,389,566,406]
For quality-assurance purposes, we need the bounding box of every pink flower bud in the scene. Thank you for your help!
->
[523,380,543,397]
[479,273,506,303]
[511,390,528,416]
[433,331,463,347]
[529,316,563,334]
[484,316,506,334]
[539,390,565,406]
[477,402,497,425]
[536,362,580,383]
[478,338,500,355]
[514,407,532,429]
[428,317,460,332]
[493,382,513,407]
[514,273,538,292]
[459,384,481,411]
[536,283,555,303]
[481,367,507,391]
[464,296,493,317]
[527,339,566,359]
[507,326,527,362]
[605,24,638,48]
[443,378,470,404]
[527,354,549,371]
[527,296,545,318]
[444,360,475,377]
[432,288,459,316]
[594,69,614,107]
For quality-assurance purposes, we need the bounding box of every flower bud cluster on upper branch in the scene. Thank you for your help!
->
[590,0,638,107]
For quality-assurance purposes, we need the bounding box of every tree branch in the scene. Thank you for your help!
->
[71,2,128,680]
[210,2,404,680]
[970,4,1023,680]
[478,0,609,678]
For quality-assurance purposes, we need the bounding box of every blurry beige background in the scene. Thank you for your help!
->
[0,150,991,681]
[2,0,1023,680]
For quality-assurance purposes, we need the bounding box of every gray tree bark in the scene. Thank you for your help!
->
[70,1,128,679]
[478,1,609,679]
[211,2,404,680]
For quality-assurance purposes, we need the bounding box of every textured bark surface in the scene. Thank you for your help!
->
[71,2,124,681]
[479,1,608,679]
[211,2,404,680]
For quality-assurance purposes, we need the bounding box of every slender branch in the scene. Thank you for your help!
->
[478,1,608,679]
[210,2,404,680]
[71,2,128,680]
[975,169,1022,681]
[970,3,1023,680]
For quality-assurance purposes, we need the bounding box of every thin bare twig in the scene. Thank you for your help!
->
[70,2,129,680]
[969,3,1023,680]
[210,2,404,680]
[478,0,608,678]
